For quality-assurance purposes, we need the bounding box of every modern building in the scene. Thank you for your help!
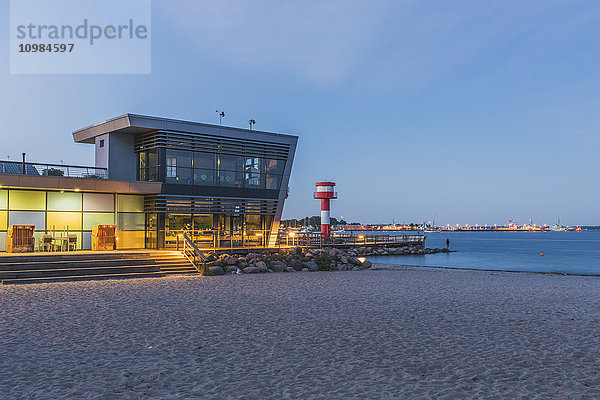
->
[0,114,298,251]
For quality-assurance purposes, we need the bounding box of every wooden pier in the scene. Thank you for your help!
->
[278,232,426,249]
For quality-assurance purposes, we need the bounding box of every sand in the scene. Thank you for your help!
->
[2,266,600,399]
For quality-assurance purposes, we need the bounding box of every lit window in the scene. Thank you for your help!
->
[167,157,177,178]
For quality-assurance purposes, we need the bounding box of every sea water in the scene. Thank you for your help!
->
[367,230,600,275]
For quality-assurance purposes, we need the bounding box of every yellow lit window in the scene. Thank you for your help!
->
[9,190,46,211]
[47,212,82,231]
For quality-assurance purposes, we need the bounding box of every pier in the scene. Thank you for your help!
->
[277,232,426,249]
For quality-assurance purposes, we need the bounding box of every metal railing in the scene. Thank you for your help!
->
[170,229,271,250]
[182,233,209,274]
[278,232,426,248]
[0,160,107,179]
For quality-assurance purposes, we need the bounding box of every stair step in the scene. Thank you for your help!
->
[0,250,198,284]
[0,265,162,280]
[1,271,167,285]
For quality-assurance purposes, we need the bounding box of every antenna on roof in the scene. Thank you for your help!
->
[248,118,256,131]
[216,110,225,126]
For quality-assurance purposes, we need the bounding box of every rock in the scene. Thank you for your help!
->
[288,260,304,271]
[224,265,237,273]
[304,260,319,272]
[301,268,309,272]
[340,256,349,264]
[255,261,268,272]
[208,266,224,276]
[352,266,360,271]
[226,257,237,265]
[238,261,248,269]
[270,261,286,272]
[284,266,296,273]
[243,266,260,274]
[349,257,361,266]
[359,260,372,270]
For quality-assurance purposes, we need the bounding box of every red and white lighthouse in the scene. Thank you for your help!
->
[313,182,337,237]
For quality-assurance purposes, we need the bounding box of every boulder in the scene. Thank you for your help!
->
[255,261,268,272]
[288,260,304,271]
[208,266,224,276]
[359,260,372,270]
[270,261,287,272]
[243,266,260,274]
[284,266,296,273]
[349,257,361,266]
[224,265,237,273]
[304,260,319,272]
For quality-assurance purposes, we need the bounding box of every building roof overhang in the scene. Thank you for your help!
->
[72,114,299,145]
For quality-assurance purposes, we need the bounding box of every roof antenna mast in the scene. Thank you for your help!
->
[216,110,225,126]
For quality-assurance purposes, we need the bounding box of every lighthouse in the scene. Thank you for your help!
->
[313,182,337,237]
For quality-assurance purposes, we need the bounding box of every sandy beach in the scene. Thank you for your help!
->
[2,266,600,399]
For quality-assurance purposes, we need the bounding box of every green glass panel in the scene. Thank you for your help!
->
[47,191,82,211]
[83,212,115,230]
[117,195,144,212]
[117,212,146,231]
[9,190,46,211]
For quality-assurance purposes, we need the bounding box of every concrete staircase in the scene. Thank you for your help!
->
[0,251,199,284]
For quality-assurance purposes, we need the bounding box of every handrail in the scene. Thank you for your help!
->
[0,160,108,179]
[277,231,426,247]
[182,232,209,274]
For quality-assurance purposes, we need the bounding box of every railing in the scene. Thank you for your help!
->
[278,232,426,248]
[182,233,209,274]
[0,160,107,179]
[169,229,271,250]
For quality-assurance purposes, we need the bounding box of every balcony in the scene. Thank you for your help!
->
[0,160,107,179]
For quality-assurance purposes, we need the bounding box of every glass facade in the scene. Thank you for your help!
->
[131,129,293,250]
[152,212,272,249]
[137,150,159,182]
[0,189,145,251]
[136,149,285,191]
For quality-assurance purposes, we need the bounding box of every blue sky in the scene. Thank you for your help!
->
[1,0,599,226]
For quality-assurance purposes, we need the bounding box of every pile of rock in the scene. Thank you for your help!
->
[346,246,450,257]
[201,245,449,275]
[203,246,373,276]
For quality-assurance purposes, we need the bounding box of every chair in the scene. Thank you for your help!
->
[40,234,53,252]
[67,234,78,251]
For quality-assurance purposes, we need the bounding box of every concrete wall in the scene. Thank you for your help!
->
[107,133,137,181]
[95,134,109,169]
